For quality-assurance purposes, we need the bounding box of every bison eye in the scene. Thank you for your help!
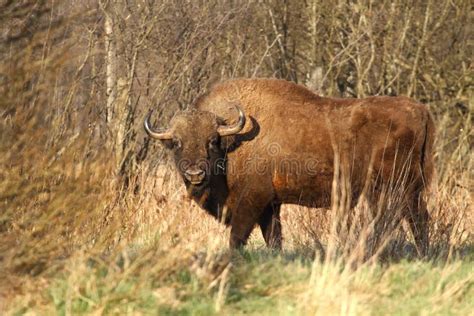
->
[172,138,182,150]
[208,137,219,151]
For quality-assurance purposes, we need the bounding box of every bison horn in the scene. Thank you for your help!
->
[217,105,246,136]
[144,110,173,140]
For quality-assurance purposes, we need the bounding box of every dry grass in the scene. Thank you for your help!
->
[0,1,472,314]
[1,105,471,315]
[0,52,472,312]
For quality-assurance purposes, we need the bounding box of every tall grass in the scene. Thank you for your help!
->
[0,1,472,314]
[1,102,471,314]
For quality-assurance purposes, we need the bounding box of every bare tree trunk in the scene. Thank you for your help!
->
[102,3,126,174]
[306,0,324,94]
[104,8,117,125]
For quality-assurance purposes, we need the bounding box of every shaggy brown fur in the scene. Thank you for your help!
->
[148,78,435,254]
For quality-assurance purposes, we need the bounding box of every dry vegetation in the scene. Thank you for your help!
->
[0,0,472,314]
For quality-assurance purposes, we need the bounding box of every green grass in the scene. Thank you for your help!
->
[10,247,473,315]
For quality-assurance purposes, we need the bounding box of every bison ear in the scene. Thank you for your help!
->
[219,135,241,152]
[215,116,241,152]
[218,116,258,152]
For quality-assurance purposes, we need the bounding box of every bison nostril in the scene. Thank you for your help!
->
[186,168,204,176]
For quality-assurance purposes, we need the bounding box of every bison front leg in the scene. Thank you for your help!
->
[229,211,257,249]
[258,203,282,250]
[227,195,272,249]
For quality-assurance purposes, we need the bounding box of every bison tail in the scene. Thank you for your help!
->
[420,110,436,192]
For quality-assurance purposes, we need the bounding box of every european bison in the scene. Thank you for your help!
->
[145,78,434,254]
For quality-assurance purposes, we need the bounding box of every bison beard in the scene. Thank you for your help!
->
[145,78,435,256]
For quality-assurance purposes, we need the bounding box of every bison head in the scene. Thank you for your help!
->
[144,105,245,192]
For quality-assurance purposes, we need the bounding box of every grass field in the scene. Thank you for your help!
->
[8,243,474,315]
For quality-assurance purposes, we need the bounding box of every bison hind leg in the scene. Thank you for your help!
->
[258,203,282,250]
[406,192,430,257]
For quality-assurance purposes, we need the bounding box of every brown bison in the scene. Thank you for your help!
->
[145,78,434,254]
